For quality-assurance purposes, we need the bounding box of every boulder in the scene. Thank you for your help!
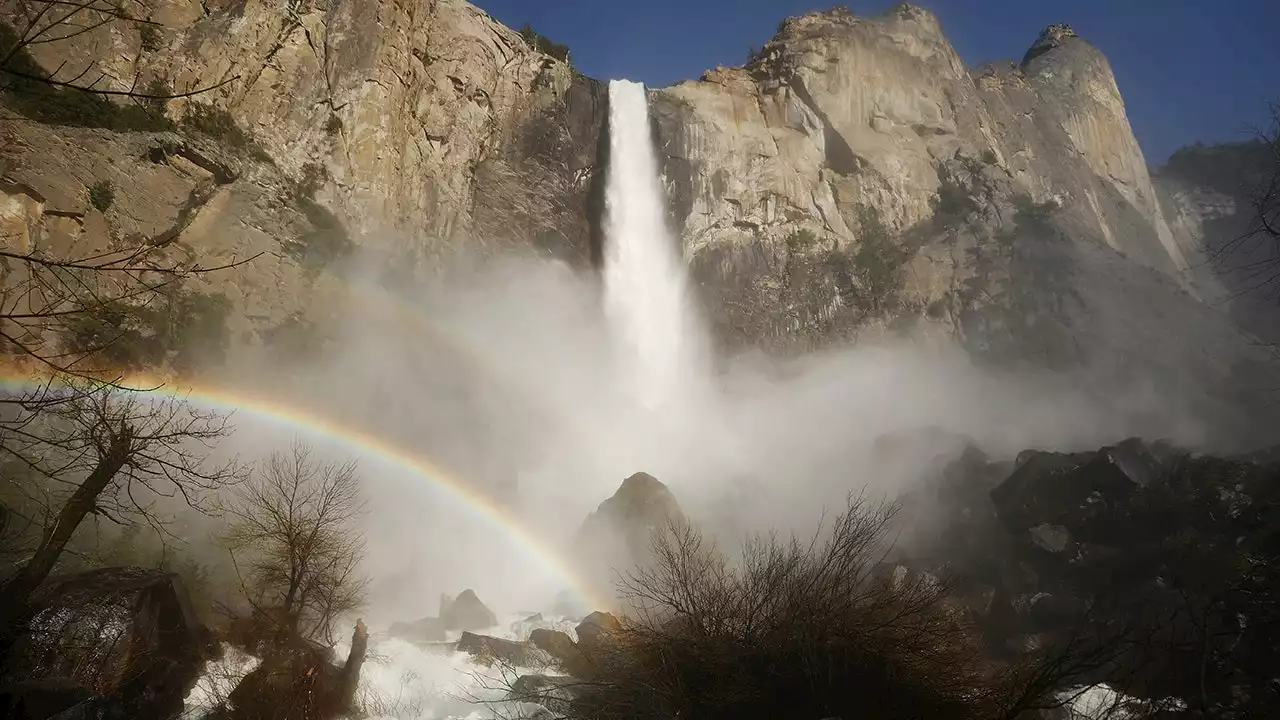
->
[922,437,1280,713]
[440,589,497,631]
[575,612,620,649]
[388,616,447,643]
[577,473,687,585]
[507,674,577,716]
[988,438,1176,533]
[529,629,579,667]
[1,567,212,720]
[455,632,549,668]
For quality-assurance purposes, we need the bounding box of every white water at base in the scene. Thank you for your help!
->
[602,79,705,411]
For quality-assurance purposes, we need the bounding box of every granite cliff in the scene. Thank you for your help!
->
[0,0,1274,438]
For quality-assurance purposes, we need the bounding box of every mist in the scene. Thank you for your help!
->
[185,240,1217,629]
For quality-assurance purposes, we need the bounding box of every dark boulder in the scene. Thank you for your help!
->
[455,632,548,667]
[1,567,212,720]
[576,473,687,599]
[388,616,447,643]
[440,589,497,631]
[0,678,95,720]
[989,438,1176,534]
[575,611,619,649]
[924,438,1280,715]
[529,628,582,672]
[507,674,577,716]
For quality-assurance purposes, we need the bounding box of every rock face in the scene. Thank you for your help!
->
[651,9,1187,339]
[2,0,1275,438]
[1,0,606,340]
[0,568,212,720]
[643,7,1276,439]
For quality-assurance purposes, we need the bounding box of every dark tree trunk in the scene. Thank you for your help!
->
[0,427,132,634]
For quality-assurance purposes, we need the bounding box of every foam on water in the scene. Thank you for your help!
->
[184,614,579,720]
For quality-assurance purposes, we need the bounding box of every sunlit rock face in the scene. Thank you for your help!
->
[1,0,1275,437]
[648,8,1194,350]
[1,0,607,336]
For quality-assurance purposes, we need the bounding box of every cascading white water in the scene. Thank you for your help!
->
[602,79,705,410]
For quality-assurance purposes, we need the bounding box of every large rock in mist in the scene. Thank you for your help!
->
[440,588,498,631]
[576,472,687,586]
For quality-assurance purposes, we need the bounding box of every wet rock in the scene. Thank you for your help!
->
[577,473,687,591]
[989,438,1174,533]
[1028,523,1072,553]
[529,629,579,667]
[440,589,498,631]
[508,674,577,716]
[575,612,620,649]
[456,632,549,668]
[1,568,211,720]
[389,617,447,643]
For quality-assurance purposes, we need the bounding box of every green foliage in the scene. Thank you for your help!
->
[0,22,172,132]
[843,204,908,315]
[325,112,343,136]
[181,102,273,162]
[933,162,980,223]
[287,163,354,272]
[1163,139,1274,199]
[138,23,162,53]
[87,180,114,212]
[62,287,232,372]
[1011,194,1057,232]
[519,23,571,64]
[784,228,818,254]
[981,149,998,165]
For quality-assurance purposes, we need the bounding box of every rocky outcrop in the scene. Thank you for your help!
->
[440,588,498,631]
[226,620,369,720]
[455,631,548,667]
[0,568,213,720]
[576,473,687,591]
[903,438,1280,716]
[651,9,1191,340]
[2,0,1276,437]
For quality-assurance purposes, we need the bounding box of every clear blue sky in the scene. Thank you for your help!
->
[474,0,1278,163]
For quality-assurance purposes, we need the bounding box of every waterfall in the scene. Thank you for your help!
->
[602,79,704,410]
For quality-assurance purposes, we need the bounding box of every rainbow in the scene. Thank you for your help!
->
[0,371,609,612]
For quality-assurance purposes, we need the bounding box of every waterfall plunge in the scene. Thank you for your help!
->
[602,80,706,411]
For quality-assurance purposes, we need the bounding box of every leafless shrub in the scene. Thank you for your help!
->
[535,495,1000,720]
[223,442,368,649]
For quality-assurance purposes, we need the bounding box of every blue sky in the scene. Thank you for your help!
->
[475,0,1278,163]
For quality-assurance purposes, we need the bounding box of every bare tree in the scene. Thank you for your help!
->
[0,0,258,637]
[0,382,240,636]
[1,0,235,101]
[224,442,368,649]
